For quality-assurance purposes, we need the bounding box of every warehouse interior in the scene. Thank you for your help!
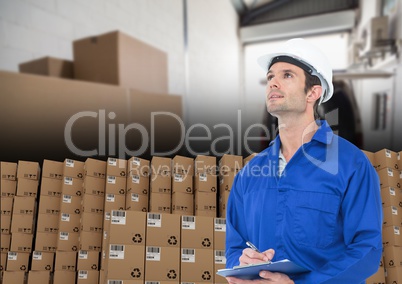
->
[0,0,401,283]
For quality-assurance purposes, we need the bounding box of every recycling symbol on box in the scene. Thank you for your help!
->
[167,269,177,279]
[20,265,26,271]
[202,271,211,280]
[72,246,77,251]
[168,236,177,245]
[77,173,83,179]
[45,265,51,270]
[132,234,143,243]
[202,238,211,247]
[91,264,97,270]
[131,268,141,278]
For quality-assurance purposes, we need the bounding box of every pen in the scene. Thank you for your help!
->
[246,241,261,253]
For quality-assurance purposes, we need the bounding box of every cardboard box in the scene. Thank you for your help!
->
[0,162,17,180]
[19,56,73,79]
[1,180,17,197]
[365,266,385,284]
[0,197,13,215]
[37,195,60,215]
[1,234,11,252]
[195,155,217,175]
[13,196,36,215]
[125,192,148,212]
[30,251,54,271]
[10,214,35,234]
[214,218,226,251]
[171,192,194,216]
[77,270,99,283]
[17,161,40,180]
[398,151,402,169]
[56,231,80,252]
[172,155,194,176]
[219,154,243,175]
[27,270,52,284]
[146,213,180,247]
[2,271,26,283]
[144,246,180,281]
[84,158,106,179]
[149,192,171,214]
[1,215,11,234]
[42,159,63,179]
[16,178,39,198]
[6,251,29,271]
[59,212,81,233]
[54,251,77,271]
[10,233,33,253]
[126,174,149,195]
[60,194,82,215]
[374,149,399,171]
[81,194,104,215]
[377,168,401,189]
[215,250,227,283]
[36,213,59,233]
[383,206,402,227]
[106,158,128,177]
[150,174,171,194]
[194,173,217,193]
[181,215,214,249]
[151,157,172,176]
[172,173,193,194]
[53,270,76,283]
[109,210,146,246]
[63,159,85,179]
[83,176,106,196]
[219,171,237,192]
[34,232,57,252]
[0,252,6,271]
[104,193,126,212]
[106,176,127,195]
[383,225,402,247]
[381,186,402,208]
[243,153,258,166]
[180,248,214,282]
[61,176,83,196]
[106,244,145,280]
[40,177,62,197]
[128,157,151,177]
[79,231,102,251]
[77,250,100,270]
[383,246,402,268]
[386,266,402,283]
[81,212,103,233]
[195,191,217,214]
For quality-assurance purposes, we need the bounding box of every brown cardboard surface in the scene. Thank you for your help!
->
[219,171,237,192]
[56,231,80,252]
[125,192,148,212]
[106,244,145,280]
[1,180,17,197]
[60,194,82,215]
[37,195,60,215]
[194,173,217,193]
[195,209,217,218]
[374,149,399,171]
[1,234,11,252]
[53,270,76,283]
[84,158,107,179]
[104,193,126,212]
[109,210,146,246]
[128,157,151,177]
[181,215,214,249]
[173,155,194,176]
[40,177,62,197]
[214,218,226,251]
[377,168,401,189]
[195,155,217,175]
[63,159,85,180]
[10,214,35,234]
[365,266,385,284]
[172,173,193,194]
[1,215,11,234]
[0,252,6,271]
[19,56,73,79]
[42,159,63,179]
[106,176,127,195]
[2,271,26,283]
[6,251,29,271]
[13,196,36,215]
[149,192,171,214]
[10,233,33,253]
[150,174,171,194]
[386,266,402,283]
[126,174,149,195]
[27,270,52,284]
[83,175,106,196]
[215,250,227,283]
[146,212,180,247]
[180,248,214,282]
[77,250,100,270]
[195,191,217,213]
[17,161,40,180]
[381,186,402,208]
[81,212,103,233]
[383,246,402,268]
[219,154,243,175]
[383,206,402,227]
[81,194,104,215]
[61,176,83,196]
[151,157,172,176]
[59,212,81,233]
[16,178,39,198]
[107,158,128,177]
[383,225,402,247]
[171,192,194,216]
[30,251,54,271]
[0,197,13,215]
[0,162,17,180]
[36,213,59,233]
[73,30,168,94]
[54,251,77,271]
[34,232,57,252]
[79,231,102,251]
[144,246,180,281]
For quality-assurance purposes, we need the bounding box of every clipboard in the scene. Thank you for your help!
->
[216,259,309,280]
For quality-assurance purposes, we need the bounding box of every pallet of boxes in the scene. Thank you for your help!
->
[363,149,402,284]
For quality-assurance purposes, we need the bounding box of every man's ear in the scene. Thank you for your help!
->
[307,85,322,103]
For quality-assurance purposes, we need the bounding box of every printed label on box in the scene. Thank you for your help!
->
[33,251,42,260]
[215,218,226,232]
[181,249,195,263]
[132,175,140,184]
[108,159,117,166]
[61,213,70,222]
[60,232,69,240]
[106,194,115,202]
[64,177,73,185]
[199,173,207,182]
[109,245,124,259]
[131,193,139,202]
[215,250,226,264]
[78,270,88,279]
[147,213,162,227]
[63,195,72,203]
[132,158,140,166]
[107,176,116,184]
[79,250,88,259]
[394,226,400,235]
[392,206,398,215]
[146,246,161,261]
[174,174,183,182]
[66,159,74,167]
[182,216,195,230]
[390,187,396,196]
[8,252,17,260]
[111,210,126,225]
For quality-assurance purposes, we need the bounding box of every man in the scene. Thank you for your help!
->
[225,38,382,284]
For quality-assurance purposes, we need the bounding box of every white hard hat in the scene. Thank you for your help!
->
[257,38,333,104]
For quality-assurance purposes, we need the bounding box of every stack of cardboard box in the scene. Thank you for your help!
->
[364,149,402,284]
[126,157,149,213]
[149,157,172,214]
[194,155,218,217]
[171,155,195,216]
[214,217,227,284]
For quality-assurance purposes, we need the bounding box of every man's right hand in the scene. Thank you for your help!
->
[238,248,275,266]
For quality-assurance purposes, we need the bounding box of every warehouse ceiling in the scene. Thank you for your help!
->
[231,0,359,27]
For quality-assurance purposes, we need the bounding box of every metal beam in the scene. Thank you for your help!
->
[240,10,356,44]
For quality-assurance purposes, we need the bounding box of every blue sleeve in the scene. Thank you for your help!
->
[225,173,248,268]
[295,156,383,283]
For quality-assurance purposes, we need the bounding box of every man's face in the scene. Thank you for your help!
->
[265,61,308,116]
